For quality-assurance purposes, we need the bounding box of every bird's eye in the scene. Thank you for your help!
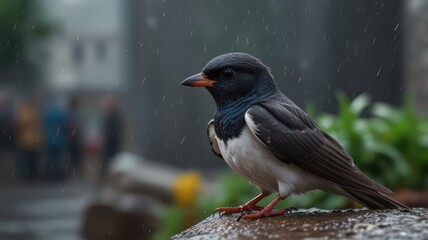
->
[222,69,235,79]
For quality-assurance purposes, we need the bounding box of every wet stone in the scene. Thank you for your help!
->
[172,208,428,240]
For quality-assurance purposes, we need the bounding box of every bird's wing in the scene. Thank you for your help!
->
[245,101,392,194]
[207,119,223,160]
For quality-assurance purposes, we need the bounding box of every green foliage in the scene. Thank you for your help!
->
[157,92,428,238]
[0,1,52,68]
[314,92,428,189]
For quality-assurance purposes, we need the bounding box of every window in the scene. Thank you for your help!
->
[96,41,106,62]
[73,42,83,65]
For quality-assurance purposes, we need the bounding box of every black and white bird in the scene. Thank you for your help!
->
[181,52,407,220]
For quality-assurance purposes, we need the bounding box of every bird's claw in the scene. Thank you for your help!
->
[285,207,298,214]
[211,211,221,218]
[213,206,243,216]
[213,204,264,218]
[236,211,254,221]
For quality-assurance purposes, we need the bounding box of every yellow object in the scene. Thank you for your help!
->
[15,103,42,150]
[172,171,202,207]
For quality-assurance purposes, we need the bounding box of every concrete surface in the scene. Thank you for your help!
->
[173,208,428,239]
[0,180,98,240]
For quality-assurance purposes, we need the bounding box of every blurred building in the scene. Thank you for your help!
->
[37,0,134,157]
[40,0,128,91]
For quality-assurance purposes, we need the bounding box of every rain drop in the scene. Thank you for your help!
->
[394,23,399,31]
[376,67,382,77]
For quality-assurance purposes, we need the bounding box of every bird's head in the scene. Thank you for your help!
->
[181,52,277,107]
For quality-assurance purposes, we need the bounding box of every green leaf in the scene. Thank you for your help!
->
[371,103,400,122]
[365,141,410,177]
[350,93,371,116]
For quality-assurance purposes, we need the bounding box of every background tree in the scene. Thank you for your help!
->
[0,1,52,88]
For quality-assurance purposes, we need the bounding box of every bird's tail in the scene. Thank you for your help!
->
[342,186,408,209]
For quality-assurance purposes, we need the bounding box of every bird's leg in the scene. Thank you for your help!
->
[239,195,291,220]
[214,192,269,215]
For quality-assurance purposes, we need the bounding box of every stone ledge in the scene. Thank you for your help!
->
[172,208,428,239]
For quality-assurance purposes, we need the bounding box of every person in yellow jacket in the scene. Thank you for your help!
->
[15,100,42,180]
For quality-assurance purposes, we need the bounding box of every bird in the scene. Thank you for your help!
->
[181,52,407,220]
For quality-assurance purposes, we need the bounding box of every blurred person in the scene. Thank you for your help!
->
[68,96,83,176]
[43,97,69,180]
[14,100,42,180]
[101,95,122,178]
[0,96,16,180]
[0,96,15,155]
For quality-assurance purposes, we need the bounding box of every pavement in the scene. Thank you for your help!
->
[0,180,99,240]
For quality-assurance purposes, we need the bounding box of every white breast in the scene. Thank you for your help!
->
[217,126,339,197]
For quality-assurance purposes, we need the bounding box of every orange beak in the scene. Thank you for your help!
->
[181,73,216,87]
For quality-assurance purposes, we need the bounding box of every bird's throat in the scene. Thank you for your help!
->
[213,94,265,142]
[214,106,247,142]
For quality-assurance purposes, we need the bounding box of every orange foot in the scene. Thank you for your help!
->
[214,192,269,215]
[238,195,292,220]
